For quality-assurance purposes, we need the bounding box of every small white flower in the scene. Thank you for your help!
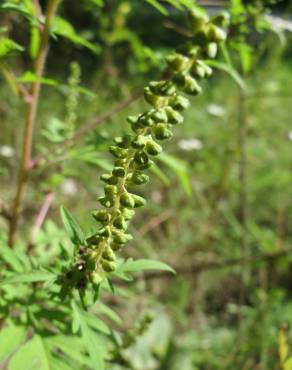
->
[207,103,225,117]
[0,145,15,158]
[178,138,203,151]
[288,131,292,141]
[60,179,78,196]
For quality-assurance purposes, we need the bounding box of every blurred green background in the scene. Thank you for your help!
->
[0,1,292,369]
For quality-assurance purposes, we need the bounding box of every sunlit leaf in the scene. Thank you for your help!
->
[119,258,176,274]
[60,205,85,246]
[0,326,26,363]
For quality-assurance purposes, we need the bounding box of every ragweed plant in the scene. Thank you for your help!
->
[60,9,230,296]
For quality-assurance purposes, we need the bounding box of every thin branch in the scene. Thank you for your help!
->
[8,0,59,247]
[30,192,54,244]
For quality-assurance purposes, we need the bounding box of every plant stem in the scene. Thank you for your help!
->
[8,0,59,247]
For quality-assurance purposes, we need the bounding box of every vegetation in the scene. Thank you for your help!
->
[0,0,291,369]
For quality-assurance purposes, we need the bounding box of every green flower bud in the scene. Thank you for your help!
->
[114,159,126,167]
[151,109,168,123]
[100,174,118,185]
[120,192,135,209]
[132,194,146,208]
[138,114,154,127]
[102,247,116,261]
[98,226,111,237]
[109,146,128,159]
[205,42,218,58]
[153,123,173,140]
[114,134,132,148]
[104,185,118,196]
[190,61,206,79]
[102,260,116,272]
[144,87,163,107]
[113,215,127,230]
[188,9,208,33]
[169,95,190,111]
[98,196,114,208]
[146,140,162,156]
[166,54,189,72]
[134,151,149,167]
[112,166,126,177]
[212,11,230,27]
[149,81,176,96]
[183,76,202,96]
[172,72,187,87]
[92,210,110,224]
[177,42,199,58]
[131,135,146,149]
[130,171,149,185]
[207,24,226,42]
[113,231,133,244]
[193,29,209,46]
[86,234,101,245]
[127,115,140,125]
[165,106,184,125]
[121,208,135,221]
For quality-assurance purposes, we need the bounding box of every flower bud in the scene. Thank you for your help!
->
[166,54,189,72]
[193,29,209,46]
[121,208,135,221]
[188,9,208,33]
[98,196,114,208]
[120,192,135,209]
[104,185,118,196]
[102,260,116,272]
[153,123,173,140]
[165,106,184,125]
[130,171,149,185]
[151,109,168,123]
[112,167,126,177]
[149,80,176,96]
[169,95,190,111]
[109,146,128,159]
[100,174,118,185]
[146,140,162,156]
[113,215,127,230]
[144,87,163,107]
[205,42,218,58]
[183,76,202,96]
[114,134,132,149]
[98,226,111,237]
[86,234,101,245]
[113,232,133,244]
[102,247,116,261]
[92,210,110,224]
[207,24,226,42]
[212,11,230,27]
[131,135,146,149]
[134,151,149,166]
[132,194,146,208]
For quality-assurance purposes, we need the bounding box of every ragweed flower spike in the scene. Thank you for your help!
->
[63,8,230,292]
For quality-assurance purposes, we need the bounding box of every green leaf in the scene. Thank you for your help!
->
[158,153,192,196]
[0,271,55,286]
[206,60,246,90]
[53,17,100,54]
[150,163,171,186]
[8,335,50,370]
[119,258,176,274]
[71,301,105,370]
[0,37,23,58]
[18,71,58,86]
[60,206,85,246]
[145,0,168,15]
[0,326,26,362]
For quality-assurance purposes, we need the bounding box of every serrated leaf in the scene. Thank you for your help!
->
[119,258,176,274]
[8,335,50,370]
[0,271,55,286]
[0,326,26,362]
[60,206,85,246]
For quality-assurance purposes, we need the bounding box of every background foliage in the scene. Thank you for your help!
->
[0,0,292,369]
